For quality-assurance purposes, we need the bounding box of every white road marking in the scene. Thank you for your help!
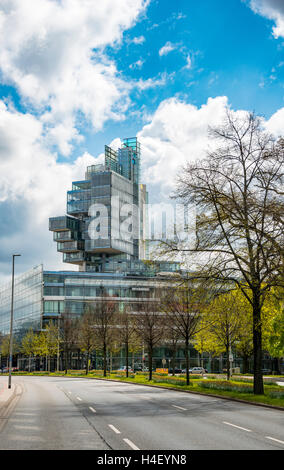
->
[89,407,96,413]
[172,404,187,411]
[265,436,284,445]
[223,421,252,432]
[108,424,121,434]
[13,425,40,431]
[123,438,140,450]
[76,397,82,401]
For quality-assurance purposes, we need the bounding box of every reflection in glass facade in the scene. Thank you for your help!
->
[0,265,43,336]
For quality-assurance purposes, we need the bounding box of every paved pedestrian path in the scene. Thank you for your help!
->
[0,378,16,411]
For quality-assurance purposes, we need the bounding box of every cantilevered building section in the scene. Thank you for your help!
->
[49,138,149,274]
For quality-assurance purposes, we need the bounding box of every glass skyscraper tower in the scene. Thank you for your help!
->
[49,138,148,274]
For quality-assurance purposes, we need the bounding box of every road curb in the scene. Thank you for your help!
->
[0,383,18,414]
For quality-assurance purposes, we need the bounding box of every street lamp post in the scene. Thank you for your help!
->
[8,254,21,389]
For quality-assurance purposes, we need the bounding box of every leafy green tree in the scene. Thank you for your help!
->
[1,334,19,368]
[21,328,36,372]
[264,288,284,373]
[45,322,60,372]
[195,290,248,380]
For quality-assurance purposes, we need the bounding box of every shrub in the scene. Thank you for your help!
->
[198,380,253,393]
[268,390,284,399]
[152,376,188,386]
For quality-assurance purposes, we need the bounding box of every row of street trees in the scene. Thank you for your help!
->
[1,281,283,388]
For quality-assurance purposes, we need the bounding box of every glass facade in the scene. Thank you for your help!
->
[0,265,43,336]
[49,137,146,272]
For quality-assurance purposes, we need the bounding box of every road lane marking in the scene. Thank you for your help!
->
[108,424,121,434]
[265,436,284,445]
[123,438,140,450]
[172,405,187,411]
[223,421,252,432]
[89,407,96,413]
[13,425,40,430]
[76,397,82,401]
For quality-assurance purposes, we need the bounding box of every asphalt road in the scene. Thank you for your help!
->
[0,375,283,450]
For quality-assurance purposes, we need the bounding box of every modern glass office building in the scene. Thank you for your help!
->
[0,139,181,353]
[49,137,145,272]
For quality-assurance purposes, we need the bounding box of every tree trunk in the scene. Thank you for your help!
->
[226,346,230,381]
[252,293,264,394]
[148,346,153,381]
[185,338,190,386]
[86,351,89,375]
[172,347,176,376]
[126,342,129,378]
[242,354,249,374]
[103,343,107,377]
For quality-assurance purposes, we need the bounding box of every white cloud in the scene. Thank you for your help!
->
[0,100,99,282]
[159,41,176,56]
[132,35,145,44]
[135,73,169,90]
[129,59,144,69]
[137,96,283,206]
[0,0,148,155]
[137,96,231,203]
[265,106,284,136]
[184,55,192,69]
[249,0,284,37]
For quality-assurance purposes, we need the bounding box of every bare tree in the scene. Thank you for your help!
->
[161,282,205,385]
[163,318,182,375]
[77,308,97,375]
[90,296,117,377]
[117,306,139,377]
[60,311,79,374]
[133,299,165,381]
[161,111,284,394]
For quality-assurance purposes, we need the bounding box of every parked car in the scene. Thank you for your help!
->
[191,367,207,374]
[169,368,182,374]
[181,368,192,374]
[0,367,18,373]
[261,368,272,375]
[117,366,133,372]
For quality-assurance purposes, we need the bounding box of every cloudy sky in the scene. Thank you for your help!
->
[0,0,283,282]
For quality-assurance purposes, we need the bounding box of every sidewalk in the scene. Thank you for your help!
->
[0,379,17,412]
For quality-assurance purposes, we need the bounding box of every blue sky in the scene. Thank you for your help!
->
[76,0,284,158]
[0,0,283,280]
